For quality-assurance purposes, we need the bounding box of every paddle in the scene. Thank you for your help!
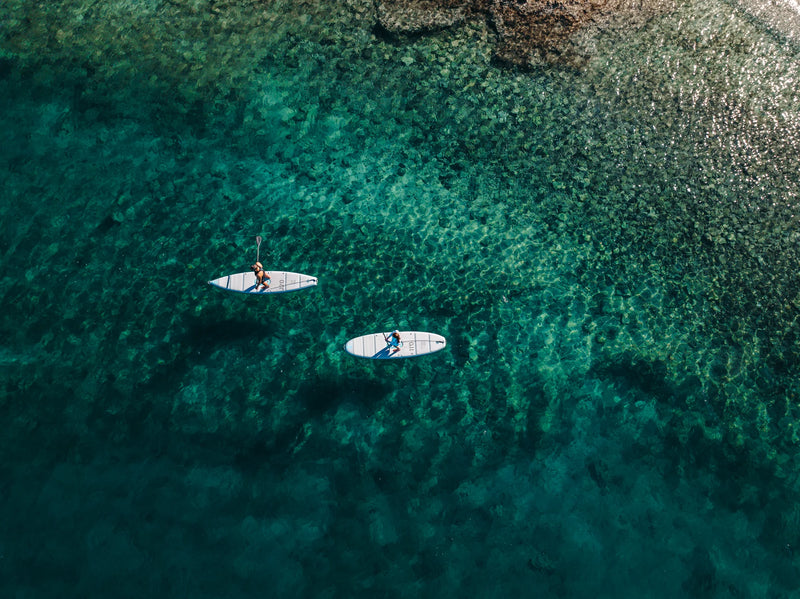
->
[256,235,262,262]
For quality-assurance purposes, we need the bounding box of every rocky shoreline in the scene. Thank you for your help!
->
[374,0,675,68]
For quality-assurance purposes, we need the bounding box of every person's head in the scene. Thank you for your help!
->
[251,262,262,271]
[392,330,400,338]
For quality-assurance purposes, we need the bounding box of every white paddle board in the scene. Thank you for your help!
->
[344,331,447,359]
[208,271,318,294]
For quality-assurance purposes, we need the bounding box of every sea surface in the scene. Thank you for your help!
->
[2,0,800,596]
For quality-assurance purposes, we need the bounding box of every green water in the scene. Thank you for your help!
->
[2,0,800,596]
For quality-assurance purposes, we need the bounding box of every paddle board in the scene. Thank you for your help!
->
[208,271,318,294]
[344,331,447,359]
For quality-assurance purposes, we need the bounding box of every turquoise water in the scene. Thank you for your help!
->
[2,0,800,595]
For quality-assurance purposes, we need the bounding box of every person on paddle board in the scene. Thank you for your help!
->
[385,330,402,352]
[251,261,270,291]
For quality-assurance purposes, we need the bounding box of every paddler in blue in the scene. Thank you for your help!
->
[385,330,402,352]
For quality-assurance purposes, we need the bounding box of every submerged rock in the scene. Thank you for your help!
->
[490,0,604,66]
[375,0,473,37]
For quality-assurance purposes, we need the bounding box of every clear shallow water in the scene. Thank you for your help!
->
[2,0,800,596]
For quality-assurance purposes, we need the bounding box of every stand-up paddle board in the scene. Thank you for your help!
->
[208,271,318,294]
[344,331,446,359]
